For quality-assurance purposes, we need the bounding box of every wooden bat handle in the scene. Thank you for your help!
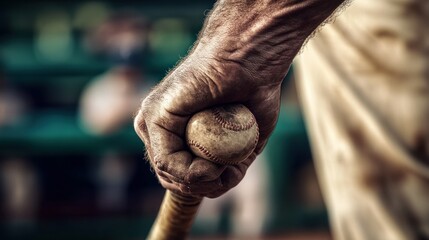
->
[147,190,203,240]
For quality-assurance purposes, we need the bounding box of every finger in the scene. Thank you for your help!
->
[159,65,248,117]
[157,177,187,196]
[238,152,257,168]
[156,168,187,185]
[137,87,228,184]
[134,110,157,167]
[186,179,223,196]
[158,173,223,197]
[156,153,256,197]
[185,158,227,183]
[157,170,197,195]
[153,150,193,182]
[205,166,244,198]
[134,110,150,150]
[154,99,190,137]
[204,153,257,198]
[141,106,194,180]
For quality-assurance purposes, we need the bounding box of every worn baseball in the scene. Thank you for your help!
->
[186,104,259,165]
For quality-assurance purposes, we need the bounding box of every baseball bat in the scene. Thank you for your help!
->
[147,191,202,240]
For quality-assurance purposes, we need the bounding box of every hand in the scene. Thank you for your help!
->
[134,44,289,197]
[134,0,344,198]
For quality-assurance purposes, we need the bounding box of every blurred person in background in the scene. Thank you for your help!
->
[0,158,39,233]
[0,69,36,234]
[79,11,151,135]
[134,1,429,240]
[79,11,151,214]
[0,68,28,127]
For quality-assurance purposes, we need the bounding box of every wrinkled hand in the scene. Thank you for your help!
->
[134,0,339,198]
[134,51,287,198]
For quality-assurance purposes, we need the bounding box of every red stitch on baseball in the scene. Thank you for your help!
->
[212,108,256,131]
[187,140,233,165]
[253,126,260,150]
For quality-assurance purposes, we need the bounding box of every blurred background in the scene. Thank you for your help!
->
[0,0,329,239]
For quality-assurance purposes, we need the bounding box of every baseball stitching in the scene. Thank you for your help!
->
[188,126,259,165]
[187,139,230,164]
[253,128,260,150]
[212,108,256,131]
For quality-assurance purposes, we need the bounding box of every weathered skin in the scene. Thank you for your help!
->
[134,0,345,198]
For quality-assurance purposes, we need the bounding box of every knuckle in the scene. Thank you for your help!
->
[153,156,167,171]
[187,170,212,183]
[187,171,203,182]
[133,113,147,134]
[220,176,240,191]
[133,101,153,131]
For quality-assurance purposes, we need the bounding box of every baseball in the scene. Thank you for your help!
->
[185,104,259,165]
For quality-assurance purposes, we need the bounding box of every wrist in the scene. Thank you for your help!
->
[198,0,346,58]
[191,3,296,85]
[189,0,345,86]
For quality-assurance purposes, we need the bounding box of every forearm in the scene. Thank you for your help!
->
[191,0,346,84]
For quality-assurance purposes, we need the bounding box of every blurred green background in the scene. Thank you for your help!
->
[0,1,328,239]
